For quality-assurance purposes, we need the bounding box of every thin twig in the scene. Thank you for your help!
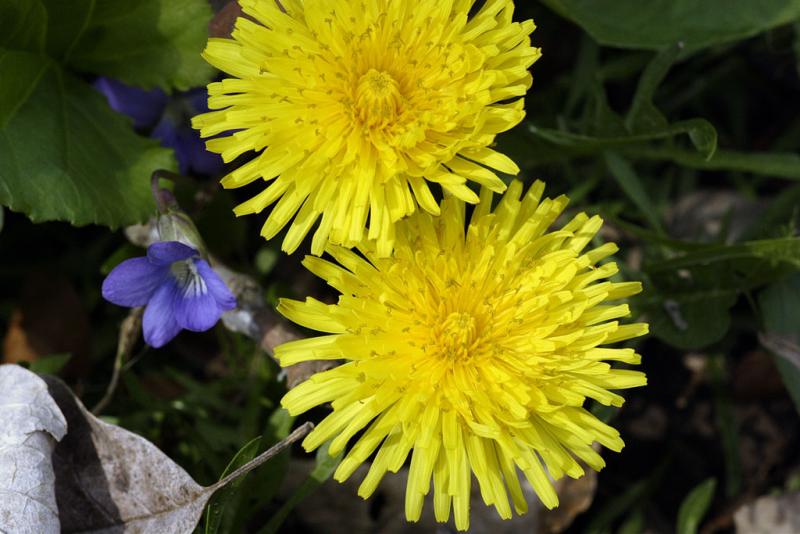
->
[92,308,144,414]
[209,422,314,493]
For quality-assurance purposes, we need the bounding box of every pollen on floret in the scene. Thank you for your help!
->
[193,0,541,256]
[276,180,649,530]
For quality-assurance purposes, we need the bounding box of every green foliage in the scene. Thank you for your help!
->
[0,68,173,227]
[205,437,262,534]
[709,356,743,498]
[759,273,800,412]
[541,0,800,51]
[66,0,215,91]
[676,478,717,534]
[0,0,214,228]
[259,442,344,534]
[2,1,799,531]
[26,353,72,374]
[638,237,800,349]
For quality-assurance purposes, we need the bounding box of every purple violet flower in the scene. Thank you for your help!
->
[94,77,168,130]
[94,77,224,176]
[102,241,236,348]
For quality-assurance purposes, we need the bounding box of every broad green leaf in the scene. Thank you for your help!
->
[0,50,51,127]
[0,0,46,50]
[0,0,213,227]
[759,273,800,413]
[604,152,663,232]
[40,0,95,60]
[541,0,800,52]
[0,65,173,227]
[204,437,262,534]
[258,442,343,534]
[676,478,717,534]
[67,0,215,90]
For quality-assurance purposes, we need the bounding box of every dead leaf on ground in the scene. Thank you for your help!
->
[541,457,599,533]
[734,491,800,533]
[44,373,312,533]
[0,364,67,534]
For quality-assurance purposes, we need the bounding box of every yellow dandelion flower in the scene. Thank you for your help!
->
[276,180,649,530]
[192,0,540,256]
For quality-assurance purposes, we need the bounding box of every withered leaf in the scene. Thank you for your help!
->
[42,374,311,533]
[0,364,67,534]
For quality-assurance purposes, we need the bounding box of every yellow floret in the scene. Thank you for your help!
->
[193,0,541,256]
[277,180,648,530]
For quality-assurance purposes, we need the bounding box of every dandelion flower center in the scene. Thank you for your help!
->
[193,0,541,256]
[435,311,479,361]
[355,69,403,128]
[277,180,649,531]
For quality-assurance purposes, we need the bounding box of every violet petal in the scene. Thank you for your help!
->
[195,259,237,311]
[147,241,197,265]
[173,271,220,332]
[94,77,167,129]
[102,257,168,307]
[142,279,183,347]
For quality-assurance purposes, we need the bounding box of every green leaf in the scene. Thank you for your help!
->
[709,356,743,497]
[640,237,800,349]
[639,287,738,350]
[625,45,682,134]
[0,0,46,50]
[742,184,800,241]
[221,409,296,534]
[0,50,51,127]
[604,152,663,232]
[676,478,717,534]
[67,0,215,90]
[621,146,800,180]
[617,508,645,534]
[0,65,173,227]
[204,437,262,534]
[759,273,800,413]
[0,0,215,227]
[528,118,717,160]
[258,442,343,534]
[645,237,800,273]
[586,479,650,532]
[27,353,72,374]
[541,0,800,52]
